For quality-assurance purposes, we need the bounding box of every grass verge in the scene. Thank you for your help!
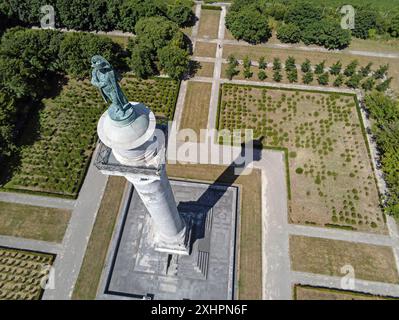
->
[0,201,70,243]
[72,176,126,300]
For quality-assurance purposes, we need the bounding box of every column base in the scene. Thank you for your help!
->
[153,214,193,256]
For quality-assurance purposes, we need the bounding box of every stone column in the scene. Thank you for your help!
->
[97,102,189,254]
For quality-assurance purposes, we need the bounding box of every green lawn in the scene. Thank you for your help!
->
[72,176,126,300]
[0,201,71,242]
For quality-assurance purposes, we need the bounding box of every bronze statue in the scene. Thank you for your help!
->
[91,55,135,123]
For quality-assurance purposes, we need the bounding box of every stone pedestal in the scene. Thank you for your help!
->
[96,102,190,255]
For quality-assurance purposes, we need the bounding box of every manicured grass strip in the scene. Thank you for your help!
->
[293,284,399,300]
[290,235,399,284]
[166,163,262,300]
[194,61,215,78]
[0,201,70,243]
[180,81,212,140]
[194,41,217,58]
[72,176,126,300]
[197,9,220,39]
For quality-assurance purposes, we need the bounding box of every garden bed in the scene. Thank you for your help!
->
[1,74,180,198]
[218,84,385,233]
[0,247,54,300]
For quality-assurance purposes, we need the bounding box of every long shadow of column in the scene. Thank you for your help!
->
[177,138,263,243]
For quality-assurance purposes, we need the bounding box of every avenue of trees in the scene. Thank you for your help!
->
[364,92,399,217]
[0,0,194,32]
[225,0,399,48]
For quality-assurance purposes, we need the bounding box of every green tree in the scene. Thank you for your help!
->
[301,59,311,73]
[333,74,344,87]
[302,71,313,84]
[134,16,181,52]
[374,64,389,80]
[344,60,359,77]
[315,61,325,75]
[166,4,194,27]
[0,28,64,98]
[258,56,267,69]
[273,70,282,82]
[243,56,252,79]
[225,6,272,44]
[118,0,165,32]
[158,43,190,79]
[330,61,342,75]
[243,68,253,79]
[226,54,239,80]
[301,20,351,49]
[0,91,16,158]
[376,77,393,92]
[361,77,375,91]
[352,7,377,39]
[364,92,399,217]
[345,73,362,89]
[128,43,156,78]
[317,72,329,86]
[258,70,267,81]
[276,23,300,43]
[273,58,281,71]
[243,56,251,69]
[284,2,323,29]
[59,32,122,78]
[285,56,296,72]
[287,69,298,83]
[360,62,373,77]
[388,11,399,37]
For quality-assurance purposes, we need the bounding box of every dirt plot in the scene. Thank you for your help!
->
[290,236,399,284]
[222,44,399,91]
[219,84,385,233]
[294,284,397,300]
[197,9,220,39]
[0,201,70,243]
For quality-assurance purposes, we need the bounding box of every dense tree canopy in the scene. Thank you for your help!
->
[2,0,193,33]
[301,19,351,49]
[128,16,190,79]
[284,2,323,29]
[158,43,190,80]
[166,3,194,27]
[276,23,301,44]
[352,7,377,39]
[59,32,123,78]
[388,11,399,38]
[364,93,399,217]
[225,6,271,44]
[0,91,16,158]
[0,28,63,99]
[119,0,164,32]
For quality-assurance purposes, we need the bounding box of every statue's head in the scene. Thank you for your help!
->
[91,55,111,70]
